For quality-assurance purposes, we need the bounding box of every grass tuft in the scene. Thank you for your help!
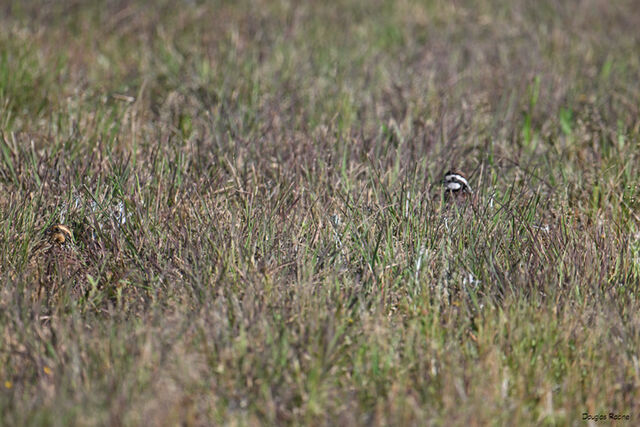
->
[1,0,640,425]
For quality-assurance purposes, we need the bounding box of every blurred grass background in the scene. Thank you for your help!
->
[1,0,639,425]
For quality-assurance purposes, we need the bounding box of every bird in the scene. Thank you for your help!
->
[46,224,73,246]
[442,170,473,199]
[439,170,480,216]
[30,224,85,302]
[439,170,477,233]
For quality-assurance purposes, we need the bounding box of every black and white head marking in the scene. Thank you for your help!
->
[442,171,472,194]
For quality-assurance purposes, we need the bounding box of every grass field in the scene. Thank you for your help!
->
[1,0,640,425]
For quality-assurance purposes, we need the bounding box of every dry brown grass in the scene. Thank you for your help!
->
[1,0,640,425]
